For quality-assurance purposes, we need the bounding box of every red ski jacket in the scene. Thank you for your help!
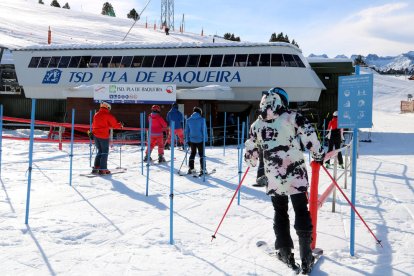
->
[92,108,122,139]
[148,112,167,136]
[328,117,338,130]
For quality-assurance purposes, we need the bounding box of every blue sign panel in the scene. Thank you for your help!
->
[338,74,373,128]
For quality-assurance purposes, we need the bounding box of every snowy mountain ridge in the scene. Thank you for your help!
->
[309,52,414,73]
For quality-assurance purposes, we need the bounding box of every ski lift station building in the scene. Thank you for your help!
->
[3,42,353,127]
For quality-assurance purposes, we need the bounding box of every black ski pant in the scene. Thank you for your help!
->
[271,192,313,250]
[94,137,110,170]
[326,132,343,165]
[189,142,205,171]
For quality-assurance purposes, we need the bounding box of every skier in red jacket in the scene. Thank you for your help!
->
[145,105,168,163]
[325,111,344,169]
[91,102,123,174]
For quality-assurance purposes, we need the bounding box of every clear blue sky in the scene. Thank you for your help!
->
[52,0,413,57]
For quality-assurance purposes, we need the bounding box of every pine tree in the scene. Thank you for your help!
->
[223,33,241,42]
[102,2,116,17]
[269,32,300,48]
[39,0,44,4]
[62,2,70,9]
[50,0,60,7]
[354,55,367,66]
[127,8,139,21]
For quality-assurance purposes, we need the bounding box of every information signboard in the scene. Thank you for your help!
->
[338,74,373,128]
[94,84,176,104]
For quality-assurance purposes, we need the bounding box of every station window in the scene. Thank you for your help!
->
[210,55,223,67]
[259,54,270,66]
[120,56,133,68]
[293,55,305,67]
[247,54,259,66]
[164,55,177,67]
[99,56,112,68]
[38,57,51,68]
[234,54,248,67]
[58,56,71,68]
[68,56,81,68]
[283,54,298,67]
[89,56,101,68]
[48,56,61,68]
[28,57,41,68]
[222,55,235,67]
[271,54,284,67]
[153,56,166,67]
[131,56,144,67]
[187,55,200,67]
[142,56,155,67]
[109,56,122,68]
[199,55,211,67]
[79,56,92,68]
[175,55,188,67]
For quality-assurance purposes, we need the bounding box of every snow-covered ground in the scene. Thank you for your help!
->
[0,73,413,275]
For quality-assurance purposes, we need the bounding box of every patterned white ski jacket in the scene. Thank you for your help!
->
[244,93,324,196]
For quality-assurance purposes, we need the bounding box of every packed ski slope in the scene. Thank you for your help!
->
[0,73,413,275]
[0,0,223,50]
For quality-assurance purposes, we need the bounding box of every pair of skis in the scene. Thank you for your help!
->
[256,241,323,275]
[178,168,216,177]
[80,168,127,178]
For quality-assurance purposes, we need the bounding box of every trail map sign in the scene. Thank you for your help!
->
[338,74,373,128]
[94,84,176,104]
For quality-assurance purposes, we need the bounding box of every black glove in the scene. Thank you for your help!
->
[312,150,325,165]
[87,130,94,139]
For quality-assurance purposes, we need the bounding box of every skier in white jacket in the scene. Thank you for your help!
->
[244,87,324,273]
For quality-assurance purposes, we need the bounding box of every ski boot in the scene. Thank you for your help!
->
[298,231,315,274]
[99,169,111,175]
[277,247,300,271]
[187,168,196,175]
[91,166,100,174]
[158,154,166,163]
[144,154,152,163]
[164,144,170,150]
[339,164,345,169]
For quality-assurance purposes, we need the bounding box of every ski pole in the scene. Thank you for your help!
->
[211,166,250,242]
[178,146,190,174]
[321,165,383,247]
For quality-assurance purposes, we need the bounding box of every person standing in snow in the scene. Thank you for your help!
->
[164,103,184,150]
[185,106,208,176]
[145,105,168,163]
[244,87,324,273]
[325,111,344,169]
[91,102,123,174]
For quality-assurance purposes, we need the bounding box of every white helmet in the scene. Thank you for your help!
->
[333,111,338,117]
[100,101,111,110]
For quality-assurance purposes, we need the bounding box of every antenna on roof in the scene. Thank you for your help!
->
[122,0,153,41]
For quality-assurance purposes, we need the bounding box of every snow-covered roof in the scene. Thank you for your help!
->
[307,57,352,63]
[14,41,299,51]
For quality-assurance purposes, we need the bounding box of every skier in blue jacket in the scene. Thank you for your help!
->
[185,106,208,176]
[165,103,184,150]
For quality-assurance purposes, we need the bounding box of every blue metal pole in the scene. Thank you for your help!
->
[237,122,245,205]
[184,115,188,165]
[89,110,92,167]
[170,121,175,245]
[209,114,212,148]
[25,99,36,225]
[203,118,206,182]
[140,113,144,175]
[145,118,152,196]
[223,112,227,156]
[0,105,3,177]
[69,109,75,186]
[350,65,360,256]
[237,116,240,158]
